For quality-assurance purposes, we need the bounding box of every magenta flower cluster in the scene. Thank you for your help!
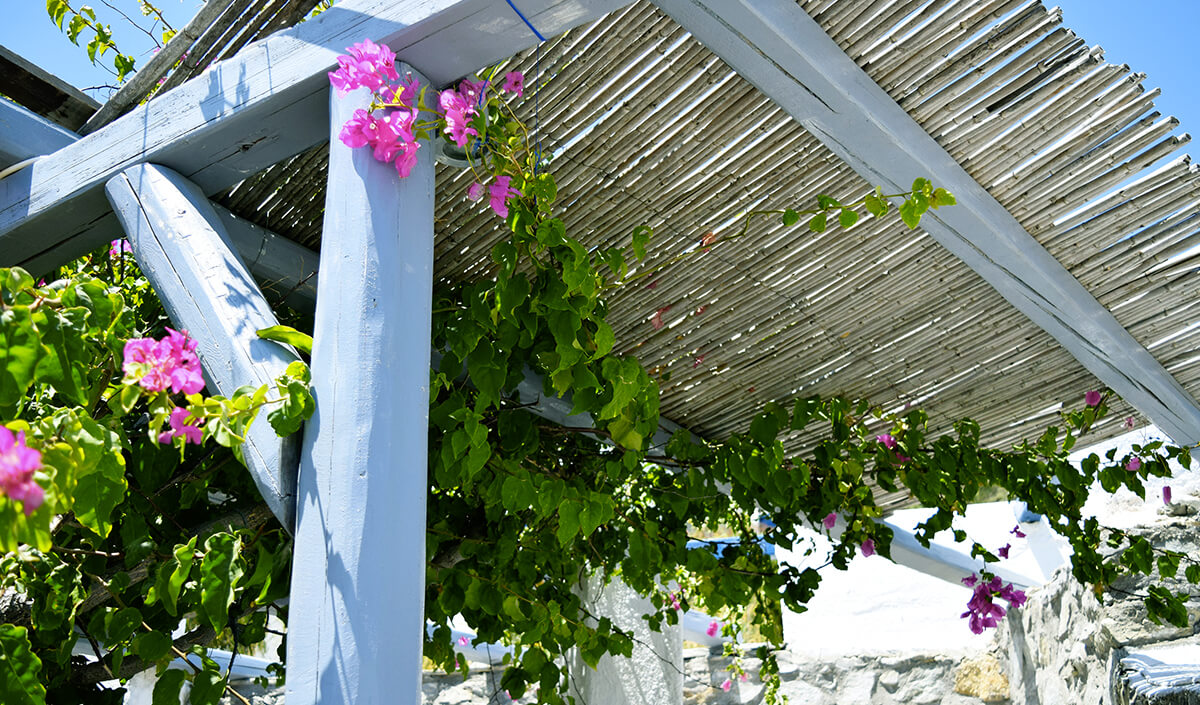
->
[0,427,44,516]
[960,574,1026,634]
[159,407,203,446]
[122,328,205,395]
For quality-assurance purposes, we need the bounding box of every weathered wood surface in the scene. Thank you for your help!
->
[104,163,303,530]
[0,99,77,169]
[287,80,435,705]
[0,44,99,131]
[0,0,629,275]
[651,0,1200,445]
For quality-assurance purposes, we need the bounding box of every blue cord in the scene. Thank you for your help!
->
[505,0,546,41]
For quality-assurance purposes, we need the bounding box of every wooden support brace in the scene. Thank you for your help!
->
[104,164,303,530]
[286,76,435,705]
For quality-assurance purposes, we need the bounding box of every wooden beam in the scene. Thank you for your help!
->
[0,0,629,275]
[0,99,77,170]
[652,0,1200,445]
[286,80,435,704]
[104,164,304,530]
[0,101,320,305]
[0,44,99,131]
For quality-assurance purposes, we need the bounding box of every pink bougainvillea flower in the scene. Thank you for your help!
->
[123,328,205,394]
[391,74,420,106]
[439,88,478,147]
[338,108,377,149]
[0,427,44,516]
[822,512,837,529]
[860,538,875,557]
[695,305,708,315]
[1124,416,1136,430]
[721,679,732,692]
[158,407,203,445]
[961,574,978,587]
[699,231,717,253]
[998,543,1010,559]
[393,140,421,179]
[1126,456,1142,472]
[706,620,720,637]
[502,71,525,97]
[645,280,658,290]
[876,433,896,450]
[960,577,1025,633]
[370,110,416,163]
[895,453,911,463]
[1011,525,1026,538]
[651,306,670,330]
[328,38,399,96]
[467,182,485,202]
[459,78,486,105]
[692,354,705,368]
[1084,390,1102,407]
[109,239,132,256]
[668,591,682,610]
[740,673,748,682]
[457,636,469,646]
[1164,486,1172,505]
[488,176,521,218]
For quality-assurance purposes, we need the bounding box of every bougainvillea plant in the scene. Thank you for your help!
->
[0,38,1196,705]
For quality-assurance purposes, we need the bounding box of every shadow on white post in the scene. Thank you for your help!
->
[286,72,434,705]
[571,574,684,705]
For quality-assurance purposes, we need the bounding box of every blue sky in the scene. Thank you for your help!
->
[4,1,1198,133]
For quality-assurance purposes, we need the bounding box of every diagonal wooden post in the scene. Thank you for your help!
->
[286,71,434,705]
[103,163,303,529]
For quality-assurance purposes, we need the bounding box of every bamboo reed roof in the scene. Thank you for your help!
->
[87,0,1200,509]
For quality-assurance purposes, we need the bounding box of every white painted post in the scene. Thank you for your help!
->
[285,74,434,705]
[572,574,684,705]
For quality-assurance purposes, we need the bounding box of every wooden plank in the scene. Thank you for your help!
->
[0,0,629,273]
[104,163,304,530]
[0,44,99,131]
[0,99,77,170]
[651,0,1200,445]
[286,78,435,705]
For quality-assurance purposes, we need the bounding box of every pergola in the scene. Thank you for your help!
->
[2,0,1199,702]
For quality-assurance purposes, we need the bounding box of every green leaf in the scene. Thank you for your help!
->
[931,187,956,208]
[898,199,921,229]
[256,325,313,355]
[189,666,227,705]
[132,631,172,662]
[864,193,888,218]
[199,533,243,632]
[1186,564,1200,583]
[631,225,652,260]
[68,413,128,538]
[556,501,580,546]
[838,208,859,230]
[816,195,841,209]
[151,669,186,705]
[808,213,827,233]
[781,209,800,227]
[0,625,46,705]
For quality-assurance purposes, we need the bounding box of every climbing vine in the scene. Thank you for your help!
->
[0,37,1196,705]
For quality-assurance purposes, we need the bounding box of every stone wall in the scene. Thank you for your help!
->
[994,514,1200,705]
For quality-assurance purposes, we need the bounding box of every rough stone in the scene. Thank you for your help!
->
[953,653,1009,702]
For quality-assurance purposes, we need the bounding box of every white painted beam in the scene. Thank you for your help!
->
[286,79,435,705]
[651,0,1200,445]
[0,0,629,275]
[0,101,320,303]
[104,164,304,529]
[0,99,77,170]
